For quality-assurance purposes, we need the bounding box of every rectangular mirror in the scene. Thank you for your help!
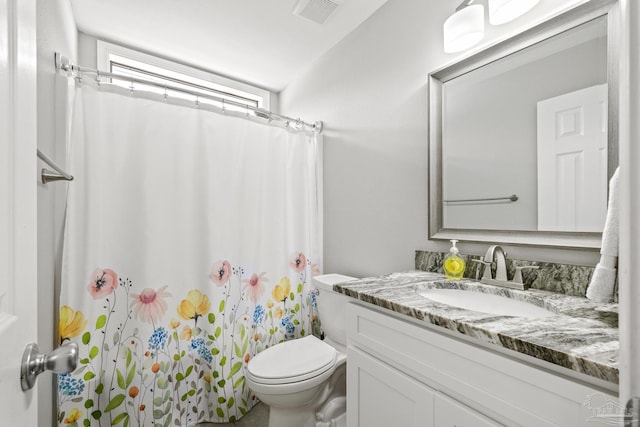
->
[428,0,618,248]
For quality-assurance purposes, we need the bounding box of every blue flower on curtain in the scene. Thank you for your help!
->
[58,373,85,396]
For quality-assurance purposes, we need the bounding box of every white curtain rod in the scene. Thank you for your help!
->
[54,52,323,134]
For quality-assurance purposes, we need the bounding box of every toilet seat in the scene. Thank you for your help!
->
[247,335,337,385]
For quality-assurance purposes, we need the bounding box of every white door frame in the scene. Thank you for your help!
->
[618,0,640,414]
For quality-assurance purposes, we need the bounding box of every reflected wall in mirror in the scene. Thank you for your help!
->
[429,0,618,248]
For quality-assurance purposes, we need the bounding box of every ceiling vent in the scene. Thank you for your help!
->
[292,0,344,25]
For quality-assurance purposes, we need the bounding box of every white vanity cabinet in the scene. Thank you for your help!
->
[346,302,618,427]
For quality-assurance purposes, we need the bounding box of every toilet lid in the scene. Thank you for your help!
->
[247,335,336,384]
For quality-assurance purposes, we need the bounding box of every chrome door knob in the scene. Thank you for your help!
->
[20,342,78,391]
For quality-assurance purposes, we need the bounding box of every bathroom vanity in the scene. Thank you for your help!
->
[338,272,619,427]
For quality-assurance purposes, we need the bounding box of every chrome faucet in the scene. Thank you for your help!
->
[482,245,508,281]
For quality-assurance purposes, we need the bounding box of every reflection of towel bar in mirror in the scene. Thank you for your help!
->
[444,194,518,204]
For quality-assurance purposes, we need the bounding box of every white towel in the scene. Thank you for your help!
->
[586,167,619,302]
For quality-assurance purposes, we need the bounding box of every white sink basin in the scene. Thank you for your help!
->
[418,289,555,318]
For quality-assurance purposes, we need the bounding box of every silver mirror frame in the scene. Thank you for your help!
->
[428,0,620,249]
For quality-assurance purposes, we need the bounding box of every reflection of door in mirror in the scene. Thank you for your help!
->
[537,84,608,232]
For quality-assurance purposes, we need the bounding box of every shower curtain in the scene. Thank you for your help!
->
[57,82,322,426]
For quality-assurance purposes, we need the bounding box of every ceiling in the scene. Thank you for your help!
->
[70,0,389,92]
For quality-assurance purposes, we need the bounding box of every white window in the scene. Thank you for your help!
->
[96,41,271,110]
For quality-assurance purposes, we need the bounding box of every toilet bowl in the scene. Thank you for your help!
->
[245,273,355,427]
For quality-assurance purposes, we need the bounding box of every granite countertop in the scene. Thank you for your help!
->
[335,271,619,385]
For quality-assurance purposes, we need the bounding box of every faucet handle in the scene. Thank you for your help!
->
[513,266,539,284]
[472,259,492,280]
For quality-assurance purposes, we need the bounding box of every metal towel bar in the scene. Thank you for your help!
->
[444,194,518,203]
[36,149,73,184]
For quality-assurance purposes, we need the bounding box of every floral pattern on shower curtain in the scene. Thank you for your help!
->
[58,82,322,426]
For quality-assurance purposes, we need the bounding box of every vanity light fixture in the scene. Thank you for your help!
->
[443,0,486,53]
[488,0,541,25]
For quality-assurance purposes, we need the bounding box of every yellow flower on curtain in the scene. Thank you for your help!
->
[180,325,193,341]
[59,306,87,345]
[272,277,291,302]
[177,289,211,325]
[63,407,82,424]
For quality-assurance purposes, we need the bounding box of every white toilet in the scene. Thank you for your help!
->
[246,273,355,427]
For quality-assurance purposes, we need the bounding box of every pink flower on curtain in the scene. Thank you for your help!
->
[87,268,118,299]
[210,260,232,286]
[129,286,172,324]
[243,272,268,303]
[311,263,320,277]
[290,252,307,273]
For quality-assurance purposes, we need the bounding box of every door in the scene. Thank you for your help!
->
[537,84,608,232]
[0,0,38,424]
[347,347,435,427]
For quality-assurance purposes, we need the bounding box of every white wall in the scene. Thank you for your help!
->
[36,0,77,425]
[280,0,601,278]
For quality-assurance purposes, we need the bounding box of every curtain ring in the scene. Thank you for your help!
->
[75,70,83,84]
[96,71,101,86]
[195,94,200,108]
[245,104,250,118]
[129,80,135,94]
[163,86,168,101]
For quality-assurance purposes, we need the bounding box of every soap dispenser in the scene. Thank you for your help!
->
[443,239,466,280]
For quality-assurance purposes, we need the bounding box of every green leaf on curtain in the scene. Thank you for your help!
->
[239,407,247,415]
[84,372,95,381]
[234,342,242,358]
[173,354,180,361]
[153,409,164,419]
[233,375,244,389]
[95,383,104,394]
[220,356,227,366]
[301,329,306,336]
[91,410,102,420]
[125,347,132,367]
[156,377,169,389]
[126,364,136,387]
[217,396,226,404]
[208,313,216,324]
[293,319,300,325]
[104,394,125,412]
[212,370,219,378]
[153,396,163,407]
[240,324,246,340]
[215,327,222,338]
[83,419,90,427]
[113,331,120,346]
[295,303,300,312]
[175,372,184,381]
[227,397,235,408]
[227,362,242,379]
[290,292,295,301]
[216,408,225,418]
[84,399,94,409]
[187,389,195,397]
[212,348,220,355]
[163,415,172,427]
[217,379,226,387]
[111,412,128,425]
[82,332,91,345]
[180,393,188,402]
[241,339,248,355]
[185,365,193,378]
[116,369,125,389]
[80,358,90,365]
[96,315,107,329]
[219,300,225,313]
[297,283,303,293]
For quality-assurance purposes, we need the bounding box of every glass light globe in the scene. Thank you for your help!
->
[443,4,485,54]
[488,0,541,25]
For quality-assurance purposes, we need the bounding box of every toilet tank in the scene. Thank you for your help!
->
[312,274,356,350]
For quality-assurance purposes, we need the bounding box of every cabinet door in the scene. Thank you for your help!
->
[434,392,502,427]
[347,346,435,427]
